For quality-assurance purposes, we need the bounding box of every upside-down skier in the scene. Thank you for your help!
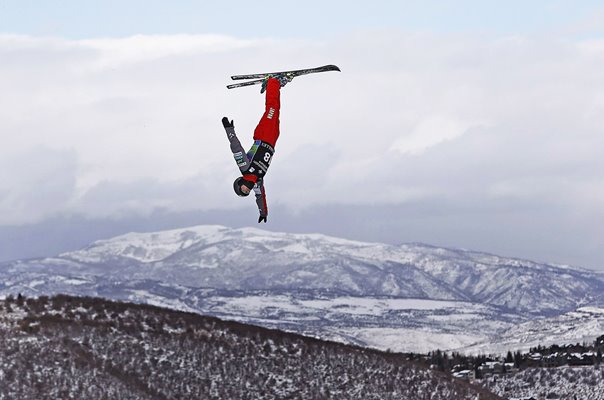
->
[222,74,292,223]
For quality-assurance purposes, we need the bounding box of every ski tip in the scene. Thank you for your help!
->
[322,64,341,72]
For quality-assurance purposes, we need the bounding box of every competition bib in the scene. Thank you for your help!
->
[245,140,274,179]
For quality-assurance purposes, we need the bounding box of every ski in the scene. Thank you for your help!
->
[226,78,266,90]
[231,64,340,81]
[227,64,340,89]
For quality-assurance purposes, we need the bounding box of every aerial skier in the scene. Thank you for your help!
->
[222,74,291,223]
[222,65,340,223]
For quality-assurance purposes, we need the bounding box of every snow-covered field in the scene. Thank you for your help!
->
[190,294,522,353]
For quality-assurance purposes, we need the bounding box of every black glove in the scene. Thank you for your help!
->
[258,215,267,223]
[222,117,234,129]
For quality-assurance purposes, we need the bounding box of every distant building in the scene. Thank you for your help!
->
[504,362,518,373]
[452,369,475,380]
[478,361,503,375]
[525,353,543,367]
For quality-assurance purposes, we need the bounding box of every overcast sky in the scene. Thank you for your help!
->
[1,1,603,269]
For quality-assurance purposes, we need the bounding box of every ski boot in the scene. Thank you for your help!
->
[261,73,293,93]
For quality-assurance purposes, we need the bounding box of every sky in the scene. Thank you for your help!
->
[1,1,604,269]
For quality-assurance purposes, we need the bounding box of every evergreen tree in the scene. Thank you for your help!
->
[506,351,513,363]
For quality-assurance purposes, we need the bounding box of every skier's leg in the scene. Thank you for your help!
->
[253,78,281,147]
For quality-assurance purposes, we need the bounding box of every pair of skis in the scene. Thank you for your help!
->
[227,65,341,90]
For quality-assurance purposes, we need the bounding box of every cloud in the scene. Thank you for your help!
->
[76,34,258,70]
[0,146,78,224]
[1,32,603,260]
[390,115,483,155]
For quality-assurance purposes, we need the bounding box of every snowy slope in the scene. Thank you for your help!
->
[462,307,604,354]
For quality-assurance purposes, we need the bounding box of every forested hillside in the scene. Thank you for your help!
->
[0,295,500,400]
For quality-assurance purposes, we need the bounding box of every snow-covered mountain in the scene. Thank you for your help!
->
[46,225,604,313]
[1,224,603,353]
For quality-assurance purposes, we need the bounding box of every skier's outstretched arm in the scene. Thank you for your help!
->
[253,183,268,223]
[222,117,250,173]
